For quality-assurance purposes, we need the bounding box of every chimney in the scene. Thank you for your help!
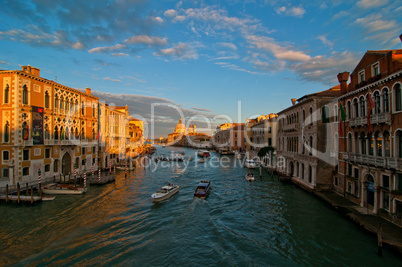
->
[86,87,91,95]
[21,65,40,77]
[337,72,350,95]
[291,98,297,105]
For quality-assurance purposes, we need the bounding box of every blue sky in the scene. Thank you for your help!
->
[1,0,401,137]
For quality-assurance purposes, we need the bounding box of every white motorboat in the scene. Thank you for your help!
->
[151,184,180,202]
[42,183,87,195]
[246,173,255,181]
[199,158,206,163]
[244,159,258,169]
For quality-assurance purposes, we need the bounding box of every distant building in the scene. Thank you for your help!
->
[167,119,198,145]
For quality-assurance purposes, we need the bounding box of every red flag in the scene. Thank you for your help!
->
[23,125,29,140]
[367,92,375,133]
[96,131,100,140]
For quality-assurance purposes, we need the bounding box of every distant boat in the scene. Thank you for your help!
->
[244,159,258,169]
[199,158,206,163]
[246,173,255,181]
[197,150,210,157]
[194,180,211,199]
[151,184,180,202]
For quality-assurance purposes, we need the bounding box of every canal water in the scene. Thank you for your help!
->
[0,146,400,266]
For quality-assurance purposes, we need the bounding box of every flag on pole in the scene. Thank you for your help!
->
[96,131,100,140]
[367,92,375,133]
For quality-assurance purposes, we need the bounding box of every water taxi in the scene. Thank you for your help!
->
[151,184,180,202]
[246,173,255,181]
[244,159,258,169]
[197,150,210,157]
[194,180,211,199]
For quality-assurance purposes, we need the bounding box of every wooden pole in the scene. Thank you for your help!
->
[17,183,20,204]
[26,183,29,196]
[31,186,33,204]
[6,184,8,202]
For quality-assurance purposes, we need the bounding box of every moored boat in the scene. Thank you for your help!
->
[151,184,180,202]
[197,150,210,157]
[194,180,211,199]
[199,158,206,163]
[42,183,87,195]
[116,166,135,171]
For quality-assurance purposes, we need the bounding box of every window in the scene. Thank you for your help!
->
[347,101,351,118]
[309,136,313,156]
[54,159,59,172]
[60,96,64,110]
[45,148,51,158]
[354,181,359,196]
[93,105,96,117]
[4,121,10,143]
[334,105,338,122]
[54,126,59,140]
[354,132,359,153]
[308,166,312,183]
[3,151,9,161]
[23,149,29,160]
[359,70,365,82]
[368,133,374,156]
[348,163,352,177]
[382,175,390,189]
[384,132,390,157]
[383,88,389,112]
[22,85,28,105]
[2,168,9,178]
[334,176,338,186]
[268,127,271,133]
[268,138,272,147]
[45,164,50,172]
[45,91,50,108]
[354,168,359,179]
[397,173,402,191]
[309,107,313,124]
[322,106,329,123]
[301,164,304,180]
[92,147,96,154]
[361,133,367,155]
[82,147,86,155]
[81,101,85,115]
[373,63,380,76]
[44,124,50,140]
[383,192,390,211]
[395,83,402,111]
[55,95,59,109]
[347,133,352,152]
[359,96,365,117]
[4,84,9,104]
[374,91,381,114]
[82,159,85,166]
[353,99,359,118]
[375,132,382,156]
[347,182,352,193]
[22,167,29,176]
[92,158,95,165]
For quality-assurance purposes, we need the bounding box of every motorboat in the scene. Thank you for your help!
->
[116,166,135,171]
[246,173,255,181]
[244,159,258,169]
[41,195,56,201]
[151,184,180,202]
[199,158,206,163]
[194,180,211,199]
[42,183,87,195]
[197,150,210,157]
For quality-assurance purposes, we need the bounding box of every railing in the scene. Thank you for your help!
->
[349,112,390,127]
[346,152,399,169]
[22,140,33,146]
[282,123,300,132]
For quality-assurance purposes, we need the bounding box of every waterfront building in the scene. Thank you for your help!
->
[213,123,245,153]
[277,86,341,191]
[167,119,197,145]
[247,114,278,159]
[0,66,98,187]
[336,49,402,221]
[229,124,246,153]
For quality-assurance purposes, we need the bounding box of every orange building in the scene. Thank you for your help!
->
[0,66,98,187]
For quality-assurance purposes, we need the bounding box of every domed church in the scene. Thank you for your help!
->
[168,119,197,144]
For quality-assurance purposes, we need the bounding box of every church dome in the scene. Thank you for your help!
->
[175,119,186,134]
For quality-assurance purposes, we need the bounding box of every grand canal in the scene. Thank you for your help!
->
[0,146,400,266]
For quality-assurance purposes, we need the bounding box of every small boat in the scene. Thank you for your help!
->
[246,173,255,181]
[244,159,258,169]
[151,184,180,202]
[194,180,211,199]
[41,195,56,201]
[42,183,87,195]
[116,166,135,171]
[236,153,243,159]
[199,158,206,163]
[197,150,210,157]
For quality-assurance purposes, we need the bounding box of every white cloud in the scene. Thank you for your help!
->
[357,0,387,8]
[124,35,167,46]
[112,53,129,57]
[152,16,164,23]
[102,77,122,82]
[275,5,306,18]
[164,9,177,18]
[219,42,238,50]
[316,35,334,48]
[355,14,396,33]
[88,44,126,53]
[154,43,198,60]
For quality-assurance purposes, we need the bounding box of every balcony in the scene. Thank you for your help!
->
[282,123,300,132]
[349,112,391,127]
[346,152,399,169]
[22,139,33,146]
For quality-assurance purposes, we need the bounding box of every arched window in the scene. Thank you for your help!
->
[302,110,305,123]
[60,96,64,110]
[308,166,312,183]
[92,128,96,140]
[309,107,313,124]
[384,131,390,157]
[395,83,402,111]
[81,127,85,140]
[22,85,28,105]
[65,127,69,140]
[359,96,365,117]
[93,104,96,117]
[309,136,313,156]
[353,99,359,118]
[81,101,85,115]
[322,106,329,123]
[334,133,339,151]
[347,133,352,152]
[361,132,367,155]
[4,121,10,142]
[55,95,59,109]
[301,164,305,180]
[355,132,359,153]
[334,105,338,122]
[368,133,374,155]
[22,122,28,140]
[4,84,9,104]
[347,101,351,118]
[383,88,389,112]
[60,126,64,140]
[75,128,79,139]
[54,126,59,140]
[65,98,69,111]
[399,131,402,158]
[375,131,382,156]
[45,91,50,108]
[44,124,50,139]
[374,91,381,114]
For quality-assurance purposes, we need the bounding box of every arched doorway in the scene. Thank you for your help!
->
[62,152,72,175]
[367,174,375,207]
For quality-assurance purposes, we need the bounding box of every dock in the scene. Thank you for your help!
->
[0,194,42,203]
